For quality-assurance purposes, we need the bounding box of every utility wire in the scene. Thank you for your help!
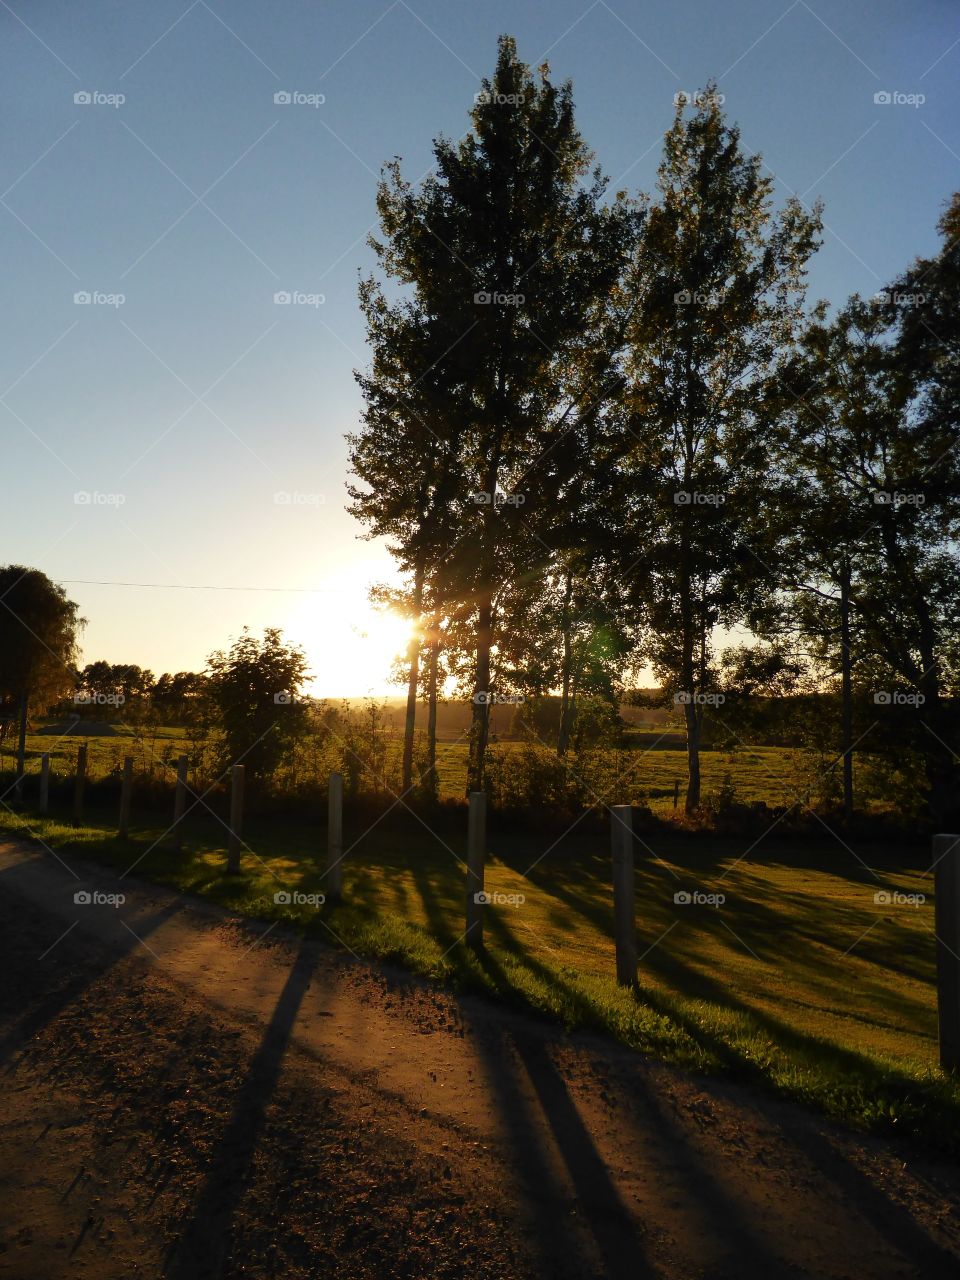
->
[58,579,335,593]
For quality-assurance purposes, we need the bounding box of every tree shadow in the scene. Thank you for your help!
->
[470,944,654,1278]
[0,861,187,1070]
[163,937,320,1279]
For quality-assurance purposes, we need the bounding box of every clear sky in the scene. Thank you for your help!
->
[1,0,957,695]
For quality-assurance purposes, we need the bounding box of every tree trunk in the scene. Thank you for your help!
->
[401,562,425,793]
[467,448,501,794]
[426,621,440,792]
[683,700,701,813]
[679,520,701,813]
[557,570,574,756]
[877,518,956,826]
[839,557,854,820]
[14,690,27,800]
[468,591,494,793]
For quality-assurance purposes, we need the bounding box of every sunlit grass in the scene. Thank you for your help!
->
[6,727,814,814]
[2,796,955,1152]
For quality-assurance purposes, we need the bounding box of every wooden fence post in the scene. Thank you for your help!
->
[673,779,680,810]
[39,753,50,815]
[172,755,189,848]
[13,689,28,801]
[72,744,87,827]
[226,764,245,874]
[466,791,486,953]
[118,756,133,839]
[326,771,343,900]
[934,833,960,1070]
[611,804,637,987]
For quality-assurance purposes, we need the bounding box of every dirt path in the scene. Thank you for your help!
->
[1,841,959,1279]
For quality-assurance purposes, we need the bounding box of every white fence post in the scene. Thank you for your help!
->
[611,804,637,987]
[326,772,343,900]
[226,764,245,874]
[118,756,133,838]
[934,833,960,1070]
[39,753,50,815]
[172,755,188,848]
[466,791,486,952]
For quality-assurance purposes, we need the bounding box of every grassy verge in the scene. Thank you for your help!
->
[7,727,817,813]
[1,799,955,1153]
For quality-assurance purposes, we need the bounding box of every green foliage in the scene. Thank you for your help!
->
[205,627,310,788]
[617,89,823,810]
[351,34,640,790]
[334,698,395,798]
[0,566,81,721]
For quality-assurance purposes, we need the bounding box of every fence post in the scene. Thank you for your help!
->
[673,779,680,810]
[118,756,133,839]
[172,755,189,848]
[72,744,87,827]
[611,804,637,987]
[326,771,344,900]
[934,833,960,1070]
[466,791,486,953]
[39,753,50,815]
[226,764,245,874]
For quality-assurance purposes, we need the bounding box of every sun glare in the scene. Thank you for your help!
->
[286,589,413,699]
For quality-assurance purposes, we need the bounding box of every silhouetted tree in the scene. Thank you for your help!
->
[353,35,637,790]
[619,89,822,811]
[0,567,81,795]
[206,628,309,789]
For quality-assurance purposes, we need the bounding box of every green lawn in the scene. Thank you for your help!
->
[1,789,954,1152]
[2,726,823,820]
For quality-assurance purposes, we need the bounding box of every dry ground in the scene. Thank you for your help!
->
[1,841,958,1279]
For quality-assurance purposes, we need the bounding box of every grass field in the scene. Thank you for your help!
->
[0,779,954,1153]
[2,722,823,817]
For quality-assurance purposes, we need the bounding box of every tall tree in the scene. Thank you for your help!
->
[620,90,822,811]
[760,298,910,818]
[853,196,960,823]
[0,567,81,796]
[353,35,637,791]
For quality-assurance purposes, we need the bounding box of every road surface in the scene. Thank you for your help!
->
[1,840,958,1278]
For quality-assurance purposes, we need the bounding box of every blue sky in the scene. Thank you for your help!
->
[1,0,957,694]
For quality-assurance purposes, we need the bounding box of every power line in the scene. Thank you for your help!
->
[59,579,336,594]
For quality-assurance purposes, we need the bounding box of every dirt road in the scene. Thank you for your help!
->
[1,840,958,1279]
